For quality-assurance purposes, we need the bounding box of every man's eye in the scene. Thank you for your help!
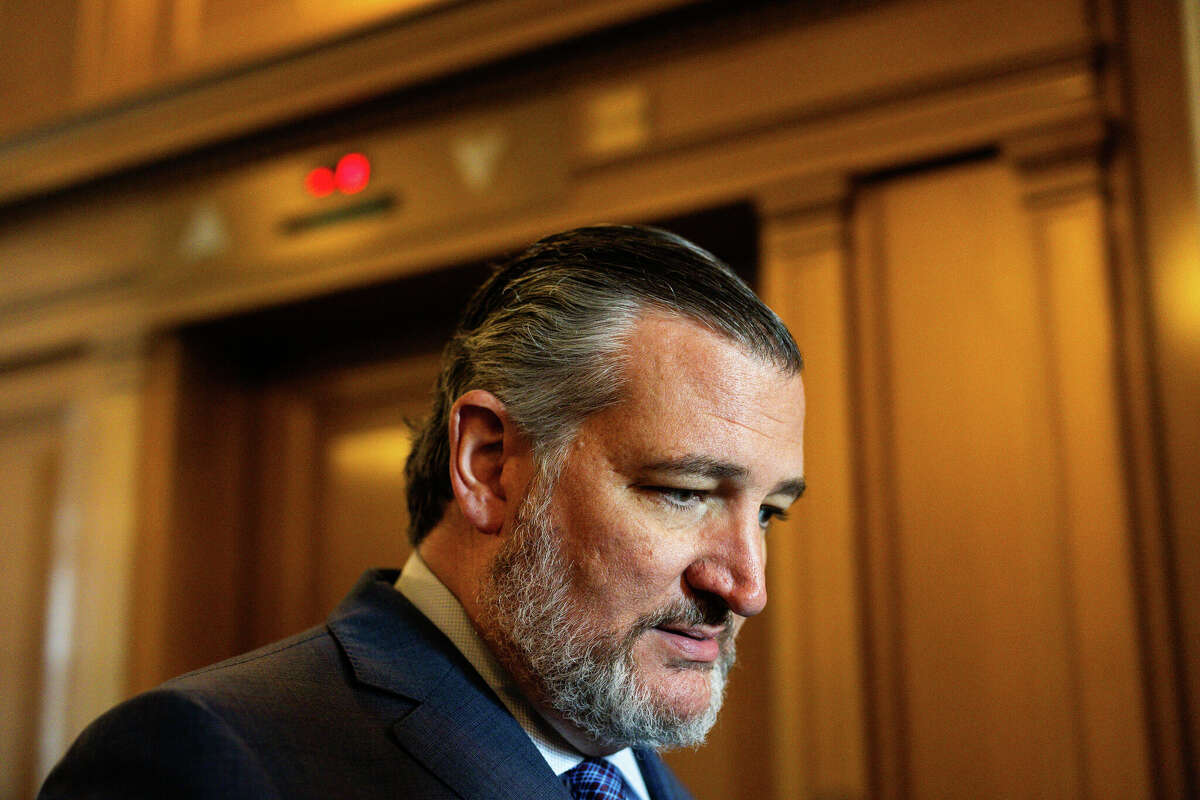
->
[654,487,707,509]
[758,506,789,528]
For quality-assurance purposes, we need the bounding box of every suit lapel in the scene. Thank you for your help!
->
[328,570,569,800]
[635,748,696,800]
[390,668,569,800]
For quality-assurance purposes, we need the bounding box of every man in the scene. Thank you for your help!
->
[41,225,806,799]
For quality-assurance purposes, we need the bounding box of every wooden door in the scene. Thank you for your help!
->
[761,152,1150,799]
[246,354,439,646]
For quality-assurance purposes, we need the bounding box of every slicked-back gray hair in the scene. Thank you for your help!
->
[404,224,802,544]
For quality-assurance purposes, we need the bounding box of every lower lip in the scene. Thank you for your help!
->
[653,628,720,662]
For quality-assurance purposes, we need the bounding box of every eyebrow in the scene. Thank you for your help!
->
[774,477,806,501]
[641,455,806,500]
[643,455,748,480]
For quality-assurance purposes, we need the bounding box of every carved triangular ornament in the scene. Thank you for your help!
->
[451,129,507,193]
[178,201,231,261]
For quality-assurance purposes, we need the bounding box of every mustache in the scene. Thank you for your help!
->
[631,593,734,639]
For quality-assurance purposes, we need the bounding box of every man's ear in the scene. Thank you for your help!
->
[448,390,527,535]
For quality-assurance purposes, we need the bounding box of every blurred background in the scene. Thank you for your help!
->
[1,1,1198,798]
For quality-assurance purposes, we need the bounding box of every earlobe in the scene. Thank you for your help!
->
[448,390,520,535]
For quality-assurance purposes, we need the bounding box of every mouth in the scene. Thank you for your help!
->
[656,623,722,640]
[652,623,723,663]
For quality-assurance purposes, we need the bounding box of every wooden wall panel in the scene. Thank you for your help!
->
[74,0,172,109]
[0,416,60,800]
[169,0,451,77]
[0,0,80,141]
[128,338,254,689]
[38,349,147,782]
[314,398,414,618]
[247,356,438,646]
[852,157,1147,798]
[0,0,696,204]
[759,178,867,800]
[576,0,1091,169]
[1010,140,1151,798]
[245,388,322,649]
[0,350,146,796]
[1120,0,1200,793]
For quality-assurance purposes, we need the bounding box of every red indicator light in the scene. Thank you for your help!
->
[335,153,370,195]
[305,166,336,198]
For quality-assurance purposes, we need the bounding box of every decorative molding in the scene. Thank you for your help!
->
[0,56,1101,371]
[1002,117,1107,204]
[0,0,693,206]
[758,173,851,256]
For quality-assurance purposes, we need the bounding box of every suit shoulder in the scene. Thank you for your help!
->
[39,688,279,799]
[165,624,335,691]
[157,624,398,736]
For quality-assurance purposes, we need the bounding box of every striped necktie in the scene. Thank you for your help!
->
[561,757,630,800]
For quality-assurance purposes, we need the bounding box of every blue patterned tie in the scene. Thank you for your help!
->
[561,757,629,800]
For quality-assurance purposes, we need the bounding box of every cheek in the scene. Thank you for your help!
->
[562,508,653,593]
[551,448,698,605]
[555,496,685,605]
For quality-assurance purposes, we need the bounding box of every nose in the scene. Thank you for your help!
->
[683,512,768,618]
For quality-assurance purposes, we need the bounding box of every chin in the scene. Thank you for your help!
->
[638,659,718,723]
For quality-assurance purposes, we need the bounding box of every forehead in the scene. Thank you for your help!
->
[581,314,805,479]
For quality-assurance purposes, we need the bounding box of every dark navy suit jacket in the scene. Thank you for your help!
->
[40,570,694,800]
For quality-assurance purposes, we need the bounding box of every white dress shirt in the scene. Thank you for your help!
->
[396,551,651,800]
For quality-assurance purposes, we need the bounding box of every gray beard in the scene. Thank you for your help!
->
[478,472,737,751]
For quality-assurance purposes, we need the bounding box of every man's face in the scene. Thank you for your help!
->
[481,313,806,749]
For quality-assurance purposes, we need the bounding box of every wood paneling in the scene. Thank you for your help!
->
[0,351,145,797]
[0,0,696,205]
[0,25,1103,366]
[759,177,867,800]
[245,386,322,649]
[1119,1,1200,795]
[857,160,1075,798]
[7,1,1192,797]
[248,356,438,646]
[572,0,1092,169]
[852,156,1148,798]
[1008,130,1151,799]
[170,0,451,77]
[0,0,80,141]
[128,338,255,688]
[0,416,60,800]
[74,0,172,109]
